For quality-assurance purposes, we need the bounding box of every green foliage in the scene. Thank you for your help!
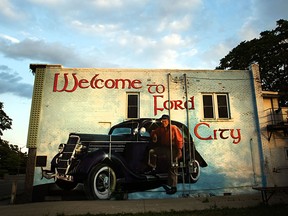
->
[0,101,26,176]
[217,19,288,106]
[0,102,12,137]
[0,139,27,175]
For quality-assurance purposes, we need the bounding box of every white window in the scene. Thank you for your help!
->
[127,93,139,119]
[202,93,230,119]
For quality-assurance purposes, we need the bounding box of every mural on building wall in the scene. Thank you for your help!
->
[31,67,261,200]
[41,117,208,199]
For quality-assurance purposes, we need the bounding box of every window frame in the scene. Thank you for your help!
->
[127,93,140,119]
[202,93,231,120]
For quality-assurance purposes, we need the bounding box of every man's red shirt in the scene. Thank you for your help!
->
[151,125,183,149]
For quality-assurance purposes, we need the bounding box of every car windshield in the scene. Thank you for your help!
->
[111,127,132,135]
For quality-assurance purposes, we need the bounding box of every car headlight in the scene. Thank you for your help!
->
[75,143,87,155]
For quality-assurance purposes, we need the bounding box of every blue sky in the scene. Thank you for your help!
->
[1,0,288,151]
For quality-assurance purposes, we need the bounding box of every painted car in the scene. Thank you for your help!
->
[42,118,208,200]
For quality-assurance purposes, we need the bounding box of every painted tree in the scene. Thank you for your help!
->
[216,19,288,106]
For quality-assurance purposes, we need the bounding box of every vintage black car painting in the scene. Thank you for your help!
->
[42,118,207,200]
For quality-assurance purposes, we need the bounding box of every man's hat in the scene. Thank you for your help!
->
[160,114,170,120]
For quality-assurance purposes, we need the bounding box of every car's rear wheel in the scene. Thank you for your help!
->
[85,164,116,200]
[186,160,200,183]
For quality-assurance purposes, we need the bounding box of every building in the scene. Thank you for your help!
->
[25,63,287,201]
[261,91,288,186]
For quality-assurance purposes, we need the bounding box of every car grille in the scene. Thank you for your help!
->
[56,136,79,176]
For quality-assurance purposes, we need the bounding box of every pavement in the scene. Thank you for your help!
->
[1,175,288,216]
[0,194,266,216]
[1,192,288,216]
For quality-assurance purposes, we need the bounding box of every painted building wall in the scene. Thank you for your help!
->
[27,64,265,198]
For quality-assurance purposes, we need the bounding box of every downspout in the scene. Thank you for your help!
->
[249,65,267,187]
[167,73,174,166]
[249,138,257,185]
[183,74,190,192]
[184,74,193,161]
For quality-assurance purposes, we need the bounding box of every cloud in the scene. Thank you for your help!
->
[0,34,20,43]
[239,0,288,41]
[0,0,204,69]
[1,0,287,71]
[105,31,198,68]
[0,0,25,21]
[71,20,121,35]
[0,36,116,68]
[52,19,198,68]
[161,34,186,47]
[200,44,231,69]
[0,37,74,61]
[0,65,33,98]
[158,15,192,32]
[253,0,288,22]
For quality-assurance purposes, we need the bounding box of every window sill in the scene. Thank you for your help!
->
[200,118,233,122]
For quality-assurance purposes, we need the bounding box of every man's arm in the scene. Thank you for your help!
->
[151,130,157,143]
[172,125,183,159]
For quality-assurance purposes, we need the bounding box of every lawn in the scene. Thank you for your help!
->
[56,204,287,216]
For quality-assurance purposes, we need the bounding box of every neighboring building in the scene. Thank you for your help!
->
[261,91,288,186]
[24,63,287,201]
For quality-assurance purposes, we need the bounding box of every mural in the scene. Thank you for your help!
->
[41,117,207,200]
[29,66,263,200]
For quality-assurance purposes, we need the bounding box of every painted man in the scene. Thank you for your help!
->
[148,114,183,194]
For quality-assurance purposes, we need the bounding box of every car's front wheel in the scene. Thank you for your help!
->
[85,164,116,200]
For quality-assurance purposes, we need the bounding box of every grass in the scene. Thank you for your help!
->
[55,204,287,216]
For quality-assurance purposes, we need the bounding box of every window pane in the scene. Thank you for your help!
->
[128,95,138,105]
[203,95,214,118]
[204,107,214,118]
[218,107,228,118]
[217,95,227,106]
[128,107,138,118]
[127,94,139,118]
[203,95,213,106]
[217,95,229,118]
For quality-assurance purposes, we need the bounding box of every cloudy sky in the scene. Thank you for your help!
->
[1,0,287,151]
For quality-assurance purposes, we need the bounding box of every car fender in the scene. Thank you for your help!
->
[76,150,126,176]
[75,150,108,175]
[76,150,146,181]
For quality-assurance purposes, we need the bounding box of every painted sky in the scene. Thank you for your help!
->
[0,0,288,151]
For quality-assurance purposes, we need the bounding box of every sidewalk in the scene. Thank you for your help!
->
[1,176,287,216]
[0,195,259,216]
[1,193,286,216]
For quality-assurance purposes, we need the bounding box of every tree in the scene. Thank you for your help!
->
[0,102,27,176]
[0,140,28,175]
[216,19,288,106]
[0,102,12,137]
